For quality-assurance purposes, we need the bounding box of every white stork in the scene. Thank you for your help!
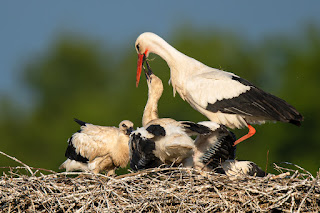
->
[187,121,266,177]
[129,62,213,171]
[186,121,236,171]
[59,119,134,175]
[135,32,303,145]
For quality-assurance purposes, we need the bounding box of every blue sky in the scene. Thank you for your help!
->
[1,1,320,101]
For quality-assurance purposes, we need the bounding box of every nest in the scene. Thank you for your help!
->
[0,151,319,212]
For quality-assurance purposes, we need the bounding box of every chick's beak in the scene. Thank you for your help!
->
[136,50,148,87]
[144,60,153,81]
[126,127,134,135]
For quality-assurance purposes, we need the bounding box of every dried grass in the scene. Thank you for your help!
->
[0,151,319,212]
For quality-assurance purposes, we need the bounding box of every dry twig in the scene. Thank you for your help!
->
[0,151,319,212]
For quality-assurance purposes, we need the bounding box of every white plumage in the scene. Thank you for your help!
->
[60,119,134,175]
[186,72,250,109]
[221,160,266,177]
[188,121,236,171]
[130,122,195,168]
[130,62,266,178]
[135,32,303,145]
[129,63,213,171]
[183,121,266,177]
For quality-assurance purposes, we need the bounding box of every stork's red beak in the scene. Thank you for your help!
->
[136,50,148,87]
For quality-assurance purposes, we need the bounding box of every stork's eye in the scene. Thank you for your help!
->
[136,44,140,51]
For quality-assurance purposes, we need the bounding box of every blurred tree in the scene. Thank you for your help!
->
[0,35,136,172]
[0,26,319,175]
[265,24,320,172]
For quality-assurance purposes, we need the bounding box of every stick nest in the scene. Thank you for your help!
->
[0,152,319,212]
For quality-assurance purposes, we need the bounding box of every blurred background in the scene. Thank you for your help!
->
[1,1,319,175]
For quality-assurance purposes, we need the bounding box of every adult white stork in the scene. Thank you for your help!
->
[129,62,213,171]
[59,119,134,175]
[135,32,303,145]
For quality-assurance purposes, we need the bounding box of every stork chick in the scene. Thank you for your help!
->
[185,121,236,172]
[59,119,134,175]
[129,62,213,171]
[188,121,266,177]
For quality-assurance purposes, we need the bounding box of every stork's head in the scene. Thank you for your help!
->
[119,120,134,135]
[135,32,162,87]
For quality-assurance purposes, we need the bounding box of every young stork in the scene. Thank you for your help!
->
[135,32,303,145]
[129,62,213,171]
[59,119,134,175]
[188,121,266,177]
[131,64,264,176]
[186,121,236,171]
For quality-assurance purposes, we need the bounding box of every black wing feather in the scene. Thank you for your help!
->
[181,122,212,134]
[206,76,303,126]
[64,137,89,163]
[146,125,166,136]
[129,133,162,171]
[200,131,236,170]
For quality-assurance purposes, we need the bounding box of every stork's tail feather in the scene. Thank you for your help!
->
[289,119,302,127]
[264,91,303,126]
[74,118,87,126]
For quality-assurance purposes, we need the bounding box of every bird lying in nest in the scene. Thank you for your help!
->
[59,119,134,175]
[129,60,266,177]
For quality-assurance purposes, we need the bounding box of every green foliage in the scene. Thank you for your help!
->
[0,26,319,175]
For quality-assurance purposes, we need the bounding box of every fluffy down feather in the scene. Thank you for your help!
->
[129,63,215,170]
[59,119,134,175]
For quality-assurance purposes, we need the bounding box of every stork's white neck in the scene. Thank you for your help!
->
[142,95,159,126]
[145,33,206,97]
[147,35,199,70]
[142,80,163,126]
[148,38,181,68]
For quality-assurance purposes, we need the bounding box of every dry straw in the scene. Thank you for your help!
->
[0,151,319,212]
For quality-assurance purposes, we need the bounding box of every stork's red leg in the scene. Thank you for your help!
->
[233,124,256,146]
